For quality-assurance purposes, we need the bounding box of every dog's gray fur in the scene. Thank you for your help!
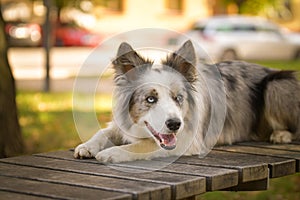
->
[74,40,300,163]
[210,61,300,144]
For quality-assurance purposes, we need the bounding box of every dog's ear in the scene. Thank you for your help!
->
[113,42,152,76]
[163,40,197,83]
[176,40,197,67]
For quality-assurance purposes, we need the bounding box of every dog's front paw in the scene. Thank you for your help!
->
[95,147,134,163]
[74,143,99,159]
[270,130,292,144]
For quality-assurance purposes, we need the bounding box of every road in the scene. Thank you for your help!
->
[9,47,115,92]
[9,47,115,79]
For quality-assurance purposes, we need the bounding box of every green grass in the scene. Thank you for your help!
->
[16,60,300,199]
[254,60,300,71]
[254,60,300,79]
[17,92,112,154]
[199,174,300,200]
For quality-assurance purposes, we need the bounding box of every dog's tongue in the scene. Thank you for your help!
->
[159,133,177,150]
[144,121,177,150]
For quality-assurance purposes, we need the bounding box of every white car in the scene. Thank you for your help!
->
[178,15,300,62]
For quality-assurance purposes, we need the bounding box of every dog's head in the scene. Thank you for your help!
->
[112,40,197,150]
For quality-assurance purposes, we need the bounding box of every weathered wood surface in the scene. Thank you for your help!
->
[0,142,299,200]
[36,151,238,191]
[215,143,300,172]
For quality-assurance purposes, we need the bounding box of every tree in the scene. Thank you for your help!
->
[0,6,24,158]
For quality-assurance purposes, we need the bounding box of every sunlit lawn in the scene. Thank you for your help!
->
[17,60,299,200]
[17,92,112,154]
[255,60,300,71]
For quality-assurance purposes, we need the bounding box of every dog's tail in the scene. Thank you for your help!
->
[262,70,297,84]
[262,70,300,138]
[258,70,298,102]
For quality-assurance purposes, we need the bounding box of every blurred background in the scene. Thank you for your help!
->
[1,0,300,86]
[0,0,299,199]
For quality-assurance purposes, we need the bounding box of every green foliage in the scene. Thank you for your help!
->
[54,0,81,9]
[222,0,280,14]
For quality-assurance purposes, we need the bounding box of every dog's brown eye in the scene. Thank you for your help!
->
[146,96,157,104]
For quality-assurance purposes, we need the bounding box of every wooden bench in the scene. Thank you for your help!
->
[0,142,299,199]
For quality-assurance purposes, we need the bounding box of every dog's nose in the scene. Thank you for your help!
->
[165,118,181,131]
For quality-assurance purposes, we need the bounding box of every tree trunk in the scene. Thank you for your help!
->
[0,7,24,158]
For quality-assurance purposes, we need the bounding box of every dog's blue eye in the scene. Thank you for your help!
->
[175,95,184,103]
[146,96,157,103]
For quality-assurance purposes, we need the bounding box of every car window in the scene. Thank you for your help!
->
[233,24,256,31]
[255,24,284,39]
[192,25,205,32]
[191,22,206,32]
[211,24,257,33]
[215,24,232,32]
[258,27,279,34]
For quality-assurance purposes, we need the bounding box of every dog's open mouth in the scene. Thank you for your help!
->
[144,121,177,150]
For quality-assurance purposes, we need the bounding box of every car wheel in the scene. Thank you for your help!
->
[221,49,237,61]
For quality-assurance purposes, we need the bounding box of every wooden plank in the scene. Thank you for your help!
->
[38,150,270,191]
[239,142,300,152]
[0,175,131,200]
[214,146,296,178]
[0,157,200,200]
[1,155,204,200]
[217,144,300,172]
[159,164,237,192]
[35,150,238,191]
[0,162,170,200]
[0,191,52,200]
[116,160,238,192]
[224,177,269,191]
[174,150,269,185]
